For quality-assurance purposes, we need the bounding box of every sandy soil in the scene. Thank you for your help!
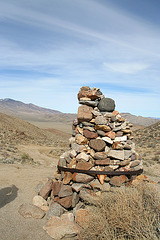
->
[0,144,160,240]
[0,155,58,240]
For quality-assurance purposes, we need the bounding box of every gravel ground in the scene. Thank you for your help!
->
[0,163,57,240]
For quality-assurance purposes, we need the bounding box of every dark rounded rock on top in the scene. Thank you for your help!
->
[98,98,115,112]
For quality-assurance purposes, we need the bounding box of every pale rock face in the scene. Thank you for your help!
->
[43,216,79,239]
[102,137,113,145]
[18,203,45,219]
[93,152,108,160]
[32,195,48,208]
[124,150,132,160]
[95,116,107,125]
[91,110,102,116]
[76,135,88,145]
[108,150,124,160]
[76,152,90,162]
[114,136,127,142]
[46,202,65,219]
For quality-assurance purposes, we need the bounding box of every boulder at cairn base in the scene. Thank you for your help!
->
[98,97,115,112]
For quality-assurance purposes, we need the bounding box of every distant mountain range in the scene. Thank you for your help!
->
[0,98,159,127]
[0,98,75,123]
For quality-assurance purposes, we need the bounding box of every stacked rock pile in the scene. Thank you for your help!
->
[18,86,144,239]
[31,87,143,215]
[58,86,143,181]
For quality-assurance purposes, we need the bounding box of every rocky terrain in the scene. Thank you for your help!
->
[0,112,69,165]
[133,121,160,177]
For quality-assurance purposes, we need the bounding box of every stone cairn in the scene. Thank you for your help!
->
[19,86,144,239]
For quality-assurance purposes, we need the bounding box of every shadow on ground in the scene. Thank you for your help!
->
[0,185,18,208]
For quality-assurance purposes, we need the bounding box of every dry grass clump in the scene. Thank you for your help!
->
[80,183,160,240]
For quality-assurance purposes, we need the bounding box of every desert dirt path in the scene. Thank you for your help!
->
[18,145,60,166]
[0,155,58,239]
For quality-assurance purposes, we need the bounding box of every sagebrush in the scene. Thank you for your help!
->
[80,183,160,240]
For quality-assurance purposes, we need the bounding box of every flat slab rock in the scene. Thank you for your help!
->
[46,202,65,219]
[18,203,45,219]
[110,175,128,187]
[72,173,94,183]
[43,215,80,239]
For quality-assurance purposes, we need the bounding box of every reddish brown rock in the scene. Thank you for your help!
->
[110,175,128,187]
[89,139,106,152]
[51,182,62,196]
[76,162,93,170]
[58,196,73,209]
[112,142,124,150]
[77,105,93,123]
[63,172,73,185]
[78,86,102,100]
[112,110,119,116]
[95,159,110,165]
[105,131,116,140]
[83,129,98,139]
[58,185,73,198]
[39,179,53,199]
[72,173,94,183]
[97,174,106,185]
[53,196,60,202]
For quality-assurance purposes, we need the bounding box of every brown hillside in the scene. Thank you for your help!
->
[133,121,160,176]
[121,113,159,126]
[0,112,70,164]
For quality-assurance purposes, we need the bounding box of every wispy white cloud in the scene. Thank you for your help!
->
[0,0,160,117]
[103,62,150,74]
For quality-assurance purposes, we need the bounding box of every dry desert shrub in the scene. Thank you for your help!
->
[80,183,160,240]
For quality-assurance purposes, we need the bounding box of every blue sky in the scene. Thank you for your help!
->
[0,0,160,117]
